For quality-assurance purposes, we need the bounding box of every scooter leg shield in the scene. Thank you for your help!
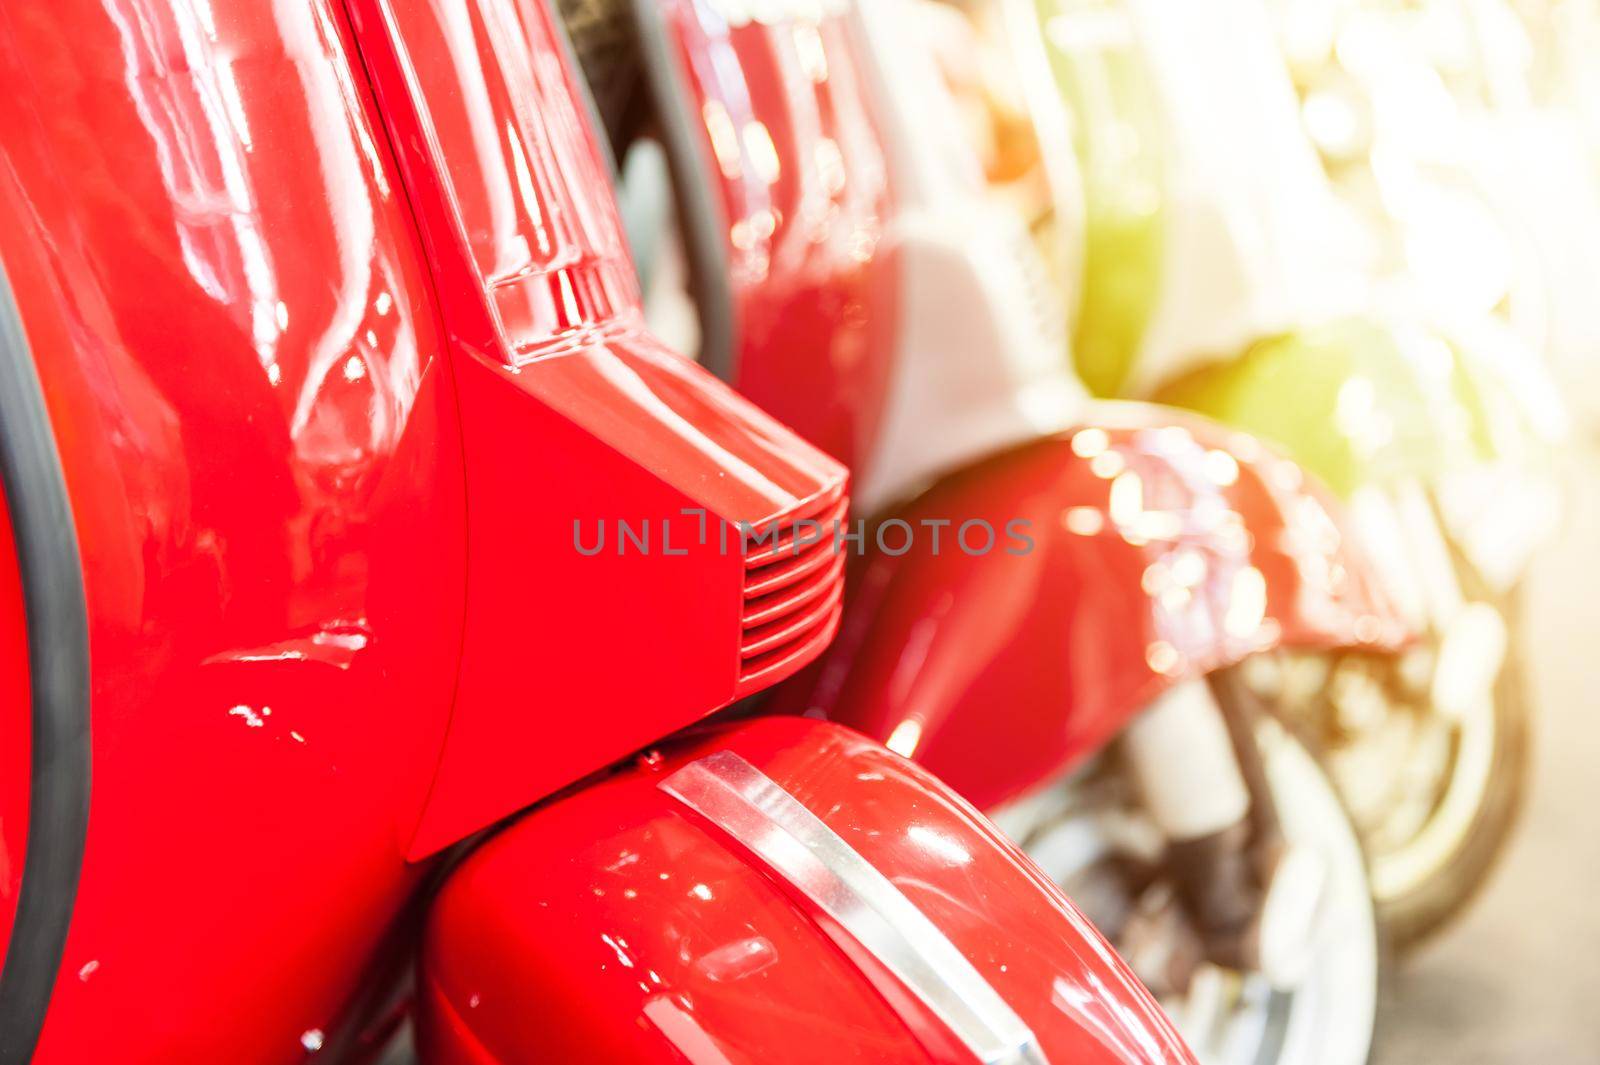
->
[415,716,1193,1065]
[771,402,1410,812]
[1151,319,1462,501]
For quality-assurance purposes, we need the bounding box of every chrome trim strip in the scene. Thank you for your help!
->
[660,750,1049,1065]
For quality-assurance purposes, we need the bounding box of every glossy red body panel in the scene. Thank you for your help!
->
[776,405,1407,812]
[417,715,1196,1065]
[658,0,900,476]
[646,2,1409,818]
[342,0,847,853]
[1,1,466,1056]
[0,493,26,971]
[0,0,842,1057]
[409,333,846,856]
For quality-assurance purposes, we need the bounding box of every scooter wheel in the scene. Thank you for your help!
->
[997,715,1382,1065]
[1233,716,1383,1065]
[1234,594,1531,953]
[1372,626,1530,950]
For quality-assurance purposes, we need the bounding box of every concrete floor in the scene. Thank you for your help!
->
[1376,453,1600,1064]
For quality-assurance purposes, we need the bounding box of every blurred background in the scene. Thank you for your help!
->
[1377,448,1600,1063]
[1004,5,1600,1056]
[568,0,1600,1059]
[1020,5,1600,1058]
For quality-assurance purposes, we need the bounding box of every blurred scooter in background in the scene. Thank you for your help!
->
[1274,0,1600,436]
[1017,0,1566,954]
[0,1,1207,1062]
[559,0,1421,1061]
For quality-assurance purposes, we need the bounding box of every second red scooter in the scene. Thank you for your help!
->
[573,0,1413,1060]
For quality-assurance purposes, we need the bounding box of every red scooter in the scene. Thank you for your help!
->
[0,0,1195,1063]
[583,0,1411,1058]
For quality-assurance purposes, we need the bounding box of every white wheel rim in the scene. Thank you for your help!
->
[998,718,1379,1065]
[1250,718,1378,1065]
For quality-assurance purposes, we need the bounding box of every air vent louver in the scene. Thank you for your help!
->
[737,484,848,695]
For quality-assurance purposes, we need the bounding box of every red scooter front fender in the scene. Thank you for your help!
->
[416,715,1193,1065]
[774,403,1410,812]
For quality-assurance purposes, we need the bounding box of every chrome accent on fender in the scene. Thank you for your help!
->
[660,750,1050,1065]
